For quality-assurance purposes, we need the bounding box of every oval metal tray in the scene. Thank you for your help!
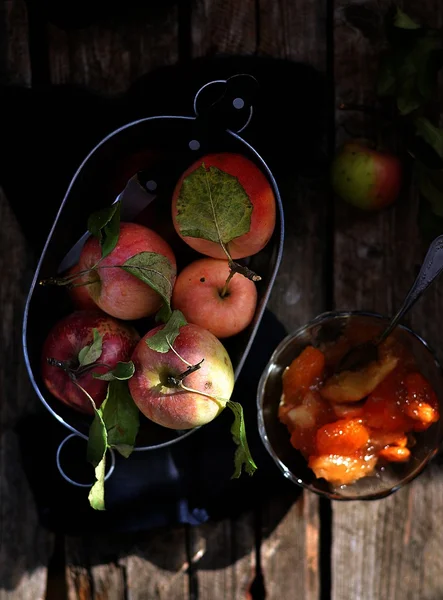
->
[22,77,285,451]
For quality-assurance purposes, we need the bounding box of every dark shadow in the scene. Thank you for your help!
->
[2,54,328,587]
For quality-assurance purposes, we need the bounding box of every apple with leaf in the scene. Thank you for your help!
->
[172,152,276,283]
[41,309,140,415]
[43,202,177,322]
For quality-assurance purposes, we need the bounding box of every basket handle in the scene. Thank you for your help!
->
[56,433,116,487]
[193,74,259,135]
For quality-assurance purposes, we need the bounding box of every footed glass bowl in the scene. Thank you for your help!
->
[257,311,443,500]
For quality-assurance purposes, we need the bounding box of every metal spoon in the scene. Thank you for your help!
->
[337,234,443,372]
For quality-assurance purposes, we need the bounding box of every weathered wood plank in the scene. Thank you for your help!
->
[46,7,190,598]
[64,530,189,600]
[0,188,54,600]
[0,0,31,85]
[191,0,256,57]
[0,1,53,597]
[256,0,328,598]
[332,2,443,599]
[48,5,179,93]
[188,3,259,599]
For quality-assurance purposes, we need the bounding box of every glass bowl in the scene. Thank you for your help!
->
[257,311,443,500]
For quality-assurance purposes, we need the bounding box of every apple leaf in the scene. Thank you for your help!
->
[175,164,252,252]
[78,329,103,367]
[88,200,121,259]
[147,310,187,353]
[226,401,257,478]
[101,380,139,456]
[415,161,443,216]
[86,379,139,510]
[87,399,107,511]
[121,252,176,321]
[415,117,443,160]
[88,456,107,511]
[394,8,420,30]
[93,360,135,381]
[376,20,442,114]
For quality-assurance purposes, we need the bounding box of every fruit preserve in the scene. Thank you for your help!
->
[278,326,440,487]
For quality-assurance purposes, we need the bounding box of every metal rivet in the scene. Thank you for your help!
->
[146,180,157,192]
[189,139,200,151]
[233,97,245,109]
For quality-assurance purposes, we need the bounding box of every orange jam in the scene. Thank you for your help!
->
[279,334,439,487]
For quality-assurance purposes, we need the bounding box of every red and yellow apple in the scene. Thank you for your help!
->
[67,263,97,310]
[172,258,257,338]
[129,323,234,429]
[331,141,402,210]
[171,152,276,259]
[41,310,140,415]
[72,222,177,320]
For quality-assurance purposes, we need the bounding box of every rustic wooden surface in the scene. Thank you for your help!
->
[2,0,443,599]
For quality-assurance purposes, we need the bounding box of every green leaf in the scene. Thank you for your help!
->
[226,401,257,478]
[101,380,139,456]
[87,400,107,511]
[86,380,140,510]
[397,76,422,115]
[394,8,420,30]
[415,161,443,216]
[147,310,187,353]
[121,252,176,321]
[175,164,253,250]
[87,402,107,467]
[87,201,121,259]
[78,329,103,367]
[376,54,397,97]
[93,361,135,381]
[88,455,106,511]
[419,196,443,242]
[415,117,443,160]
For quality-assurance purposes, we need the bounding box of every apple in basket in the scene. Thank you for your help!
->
[70,222,177,320]
[129,320,235,429]
[171,152,276,260]
[172,257,257,338]
[41,310,140,415]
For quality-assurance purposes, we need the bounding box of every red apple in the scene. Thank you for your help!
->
[129,323,234,429]
[67,263,97,310]
[171,153,276,259]
[72,222,177,320]
[41,310,140,415]
[172,258,257,338]
[331,142,402,210]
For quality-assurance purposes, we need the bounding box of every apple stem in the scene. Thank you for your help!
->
[228,260,261,283]
[47,356,112,380]
[167,359,205,387]
[220,270,235,298]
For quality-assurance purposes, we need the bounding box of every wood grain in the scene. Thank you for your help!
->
[187,2,259,598]
[0,2,53,598]
[257,0,329,598]
[45,7,191,598]
[48,5,179,93]
[0,0,31,85]
[0,188,54,600]
[191,0,257,57]
[63,530,189,600]
[332,2,443,599]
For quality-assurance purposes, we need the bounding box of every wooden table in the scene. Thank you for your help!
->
[2,1,443,598]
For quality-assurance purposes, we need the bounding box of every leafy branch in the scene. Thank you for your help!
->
[376,6,443,238]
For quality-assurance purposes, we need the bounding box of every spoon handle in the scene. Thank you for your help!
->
[378,234,443,344]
